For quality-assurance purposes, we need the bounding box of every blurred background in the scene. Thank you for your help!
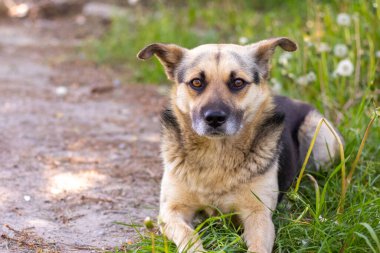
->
[0,0,379,252]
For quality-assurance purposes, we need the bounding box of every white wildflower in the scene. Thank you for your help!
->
[305,41,314,48]
[306,71,317,82]
[278,52,293,66]
[306,20,314,29]
[319,215,327,222]
[288,73,296,79]
[296,75,309,86]
[334,44,348,58]
[296,72,316,86]
[337,13,351,26]
[271,78,282,93]
[239,36,249,45]
[144,217,154,229]
[317,42,331,53]
[376,51,380,58]
[335,59,354,76]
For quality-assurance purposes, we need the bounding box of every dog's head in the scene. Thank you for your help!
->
[138,38,297,138]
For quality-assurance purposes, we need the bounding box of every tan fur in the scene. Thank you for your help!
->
[138,38,298,253]
[298,110,342,169]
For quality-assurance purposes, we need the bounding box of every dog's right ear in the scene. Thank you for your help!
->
[137,43,186,81]
[250,37,297,79]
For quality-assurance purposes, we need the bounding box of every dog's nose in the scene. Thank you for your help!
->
[204,110,227,128]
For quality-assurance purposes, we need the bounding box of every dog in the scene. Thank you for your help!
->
[137,37,342,253]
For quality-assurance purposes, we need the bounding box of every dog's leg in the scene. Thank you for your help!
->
[159,203,204,252]
[159,175,204,252]
[298,110,343,169]
[237,167,278,253]
[240,207,274,253]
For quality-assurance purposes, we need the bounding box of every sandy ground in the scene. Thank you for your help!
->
[0,16,165,252]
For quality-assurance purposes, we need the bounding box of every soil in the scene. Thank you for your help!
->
[0,15,166,253]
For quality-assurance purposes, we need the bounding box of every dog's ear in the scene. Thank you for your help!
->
[137,43,186,81]
[250,37,297,79]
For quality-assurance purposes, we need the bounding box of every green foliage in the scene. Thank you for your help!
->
[86,0,307,84]
[91,0,380,252]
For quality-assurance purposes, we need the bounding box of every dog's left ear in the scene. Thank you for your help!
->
[137,43,187,81]
[250,37,297,79]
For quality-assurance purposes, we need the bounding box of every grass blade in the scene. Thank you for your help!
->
[354,232,377,253]
[360,223,380,252]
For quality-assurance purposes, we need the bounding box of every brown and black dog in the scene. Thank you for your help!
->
[137,38,342,253]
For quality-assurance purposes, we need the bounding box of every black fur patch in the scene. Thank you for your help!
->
[161,109,179,130]
[176,67,186,83]
[262,110,286,127]
[274,95,314,201]
[215,50,221,64]
[253,71,260,84]
[251,110,285,149]
[199,71,206,82]
[249,110,285,177]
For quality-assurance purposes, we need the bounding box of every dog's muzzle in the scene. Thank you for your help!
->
[192,104,242,137]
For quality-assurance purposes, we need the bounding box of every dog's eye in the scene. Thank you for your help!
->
[233,79,244,87]
[189,78,204,90]
[229,78,246,91]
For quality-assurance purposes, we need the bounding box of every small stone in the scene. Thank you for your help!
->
[8,3,29,18]
[75,15,86,25]
[113,79,121,87]
[24,195,31,201]
[128,0,140,6]
[118,143,126,149]
[55,86,68,96]
[96,230,106,236]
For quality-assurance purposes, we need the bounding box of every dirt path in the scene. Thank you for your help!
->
[0,17,165,252]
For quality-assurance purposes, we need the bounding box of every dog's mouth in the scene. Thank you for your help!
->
[193,123,240,138]
[206,129,226,137]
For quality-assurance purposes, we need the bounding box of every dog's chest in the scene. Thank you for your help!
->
[161,108,283,207]
[164,134,280,194]
[181,144,251,191]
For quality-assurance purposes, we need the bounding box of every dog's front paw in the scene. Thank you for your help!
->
[247,246,270,253]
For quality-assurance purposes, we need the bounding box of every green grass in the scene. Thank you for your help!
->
[89,0,380,252]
